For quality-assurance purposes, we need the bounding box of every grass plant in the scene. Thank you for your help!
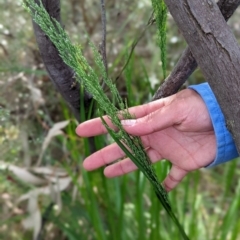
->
[23,0,189,238]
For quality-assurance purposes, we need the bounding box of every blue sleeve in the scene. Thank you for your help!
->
[188,83,239,167]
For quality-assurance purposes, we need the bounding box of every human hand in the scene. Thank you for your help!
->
[76,89,216,191]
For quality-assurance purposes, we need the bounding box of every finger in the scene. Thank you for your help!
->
[104,148,163,177]
[83,143,125,171]
[121,98,186,136]
[75,98,168,137]
[104,158,138,177]
[162,165,188,192]
[83,134,156,171]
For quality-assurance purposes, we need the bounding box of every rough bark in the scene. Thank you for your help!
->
[163,0,240,153]
[153,0,240,100]
[32,0,92,122]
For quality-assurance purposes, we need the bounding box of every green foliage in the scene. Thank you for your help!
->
[23,0,188,238]
[2,1,240,240]
[151,0,168,78]
[0,107,9,121]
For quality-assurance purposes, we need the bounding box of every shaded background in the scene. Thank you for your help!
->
[1,0,240,239]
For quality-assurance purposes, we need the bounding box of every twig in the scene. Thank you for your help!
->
[103,13,155,94]
[99,0,108,75]
[152,0,240,100]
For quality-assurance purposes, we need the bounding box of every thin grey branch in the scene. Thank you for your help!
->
[115,12,155,82]
[99,0,108,75]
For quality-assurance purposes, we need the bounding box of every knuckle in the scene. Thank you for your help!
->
[163,182,171,192]
[168,173,179,183]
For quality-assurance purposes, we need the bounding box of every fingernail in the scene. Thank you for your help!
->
[121,119,137,126]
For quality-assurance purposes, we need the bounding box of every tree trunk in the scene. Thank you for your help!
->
[153,0,240,100]
[32,0,96,154]
[32,0,92,122]
[163,0,240,153]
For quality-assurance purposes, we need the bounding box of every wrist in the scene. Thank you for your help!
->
[188,83,239,167]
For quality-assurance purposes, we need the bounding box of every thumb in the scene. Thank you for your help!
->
[121,104,181,136]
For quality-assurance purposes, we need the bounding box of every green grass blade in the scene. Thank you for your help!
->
[220,179,240,240]
[101,116,189,240]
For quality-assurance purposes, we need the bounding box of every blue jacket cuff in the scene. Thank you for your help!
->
[188,83,239,167]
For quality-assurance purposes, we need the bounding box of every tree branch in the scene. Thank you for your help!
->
[152,0,240,100]
[163,0,240,152]
[32,0,92,122]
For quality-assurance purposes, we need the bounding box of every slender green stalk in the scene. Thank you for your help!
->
[135,171,145,240]
[151,0,168,78]
[23,1,188,238]
[220,179,240,240]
